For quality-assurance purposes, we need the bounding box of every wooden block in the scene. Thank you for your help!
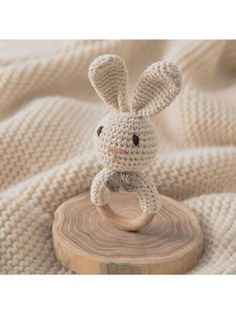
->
[53,191,204,274]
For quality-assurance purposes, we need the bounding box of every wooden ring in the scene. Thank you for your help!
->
[96,203,155,231]
[91,169,160,231]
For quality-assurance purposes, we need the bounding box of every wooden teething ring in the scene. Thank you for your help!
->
[91,169,160,232]
[96,204,155,232]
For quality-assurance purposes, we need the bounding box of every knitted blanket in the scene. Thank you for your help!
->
[0,40,235,274]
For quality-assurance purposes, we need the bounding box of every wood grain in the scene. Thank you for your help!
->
[96,204,155,231]
[53,191,204,274]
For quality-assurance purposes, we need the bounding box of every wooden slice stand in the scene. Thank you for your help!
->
[53,192,203,274]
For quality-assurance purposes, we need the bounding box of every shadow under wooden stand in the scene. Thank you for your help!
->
[53,192,203,274]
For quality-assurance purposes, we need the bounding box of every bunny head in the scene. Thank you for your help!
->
[89,54,181,172]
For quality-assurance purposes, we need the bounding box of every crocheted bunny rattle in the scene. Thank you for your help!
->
[89,54,181,231]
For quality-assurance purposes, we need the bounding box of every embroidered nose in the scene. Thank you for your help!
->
[107,146,127,156]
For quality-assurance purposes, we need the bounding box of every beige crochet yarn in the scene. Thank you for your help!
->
[89,54,181,216]
[0,40,236,274]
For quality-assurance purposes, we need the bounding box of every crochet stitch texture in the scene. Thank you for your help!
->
[89,54,181,213]
[0,40,236,273]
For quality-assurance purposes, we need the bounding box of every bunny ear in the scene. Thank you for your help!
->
[88,54,128,112]
[130,61,181,117]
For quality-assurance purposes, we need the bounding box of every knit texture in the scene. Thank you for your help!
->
[89,54,177,214]
[93,113,158,172]
[0,40,236,274]
[90,168,161,213]
[131,61,181,116]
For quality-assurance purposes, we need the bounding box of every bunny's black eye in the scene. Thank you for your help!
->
[132,134,139,146]
[97,126,103,136]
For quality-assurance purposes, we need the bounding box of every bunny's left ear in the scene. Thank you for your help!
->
[130,61,181,117]
[89,54,128,112]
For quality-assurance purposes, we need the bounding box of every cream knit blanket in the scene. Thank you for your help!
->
[0,40,235,274]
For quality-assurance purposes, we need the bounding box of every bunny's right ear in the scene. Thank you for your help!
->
[130,61,181,117]
[88,54,128,112]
